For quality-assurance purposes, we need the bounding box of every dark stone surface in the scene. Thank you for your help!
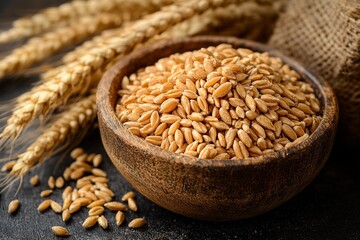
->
[0,1,359,239]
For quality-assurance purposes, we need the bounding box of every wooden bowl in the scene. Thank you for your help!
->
[97,36,338,221]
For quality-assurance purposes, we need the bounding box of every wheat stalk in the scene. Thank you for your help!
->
[0,0,175,44]
[0,13,127,80]
[145,1,281,46]
[1,92,96,187]
[47,0,283,92]
[0,0,237,146]
[64,0,281,63]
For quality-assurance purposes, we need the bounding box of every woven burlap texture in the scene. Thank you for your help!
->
[269,0,360,146]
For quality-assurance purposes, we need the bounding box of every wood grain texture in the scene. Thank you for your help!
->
[97,36,338,220]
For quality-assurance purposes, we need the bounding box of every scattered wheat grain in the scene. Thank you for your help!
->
[128,218,146,229]
[121,191,136,201]
[8,199,20,214]
[88,206,104,216]
[128,197,138,212]
[51,226,69,237]
[98,215,109,229]
[38,199,52,212]
[40,189,53,197]
[50,200,62,213]
[48,176,55,189]
[62,209,71,222]
[30,175,39,186]
[104,201,127,211]
[116,211,125,226]
[82,216,99,229]
[93,154,103,167]
[87,199,105,209]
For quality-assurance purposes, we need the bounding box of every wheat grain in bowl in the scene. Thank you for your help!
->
[115,44,322,160]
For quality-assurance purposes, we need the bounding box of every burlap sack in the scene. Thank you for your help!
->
[269,0,360,147]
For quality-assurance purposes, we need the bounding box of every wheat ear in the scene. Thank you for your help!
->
[52,1,283,78]
[0,0,175,44]
[0,13,126,80]
[61,26,132,64]
[168,1,282,37]
[1,92,96,187]
[0,0,236,145]
[62,0,280,64]
[142,1,281,48]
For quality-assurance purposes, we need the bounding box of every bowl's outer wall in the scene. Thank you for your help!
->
[97,36,338,221]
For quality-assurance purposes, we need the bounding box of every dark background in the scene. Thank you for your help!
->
[0,1,359,239]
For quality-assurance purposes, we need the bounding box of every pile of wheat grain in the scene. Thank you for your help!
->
[116,44,321,159]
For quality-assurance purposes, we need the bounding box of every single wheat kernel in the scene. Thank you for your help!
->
[69,202,81,214]
[104,201,127,211]
[76,153,88,162]
[8,199,20,214]
[55,176,65,188]
[87,199,106,209]
[98,215,109,229]
[40,189,53,197]
[99,187,115,197]
[78,183,92,193]
[62,195,72,210]
[116,211,125,226]
[82,216,99,229]
[62,186,72,200]
[91,168,107,177]
[73,197,92,206]
[70,168,85,180]
[121,191,136,201]
[282,124,298,141]
[50,200,62,213]
[86,153,96,163]
[38,199,52,212]
[62,209,71,222]
[76,179,92,189]
[91,176,109,183]
[212,82,232,98]
[93,154,103,167]
[48,176,55,189]
[30,175,39,186]
[82,191,98,201]
[237,130,252,148]
[70,148,84,159]
[88,206,104,216]
[51,226,70,237]
[63,167,72,181]
[72,161,92,171]
[128,198,138,212]
[128,218,146,229]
